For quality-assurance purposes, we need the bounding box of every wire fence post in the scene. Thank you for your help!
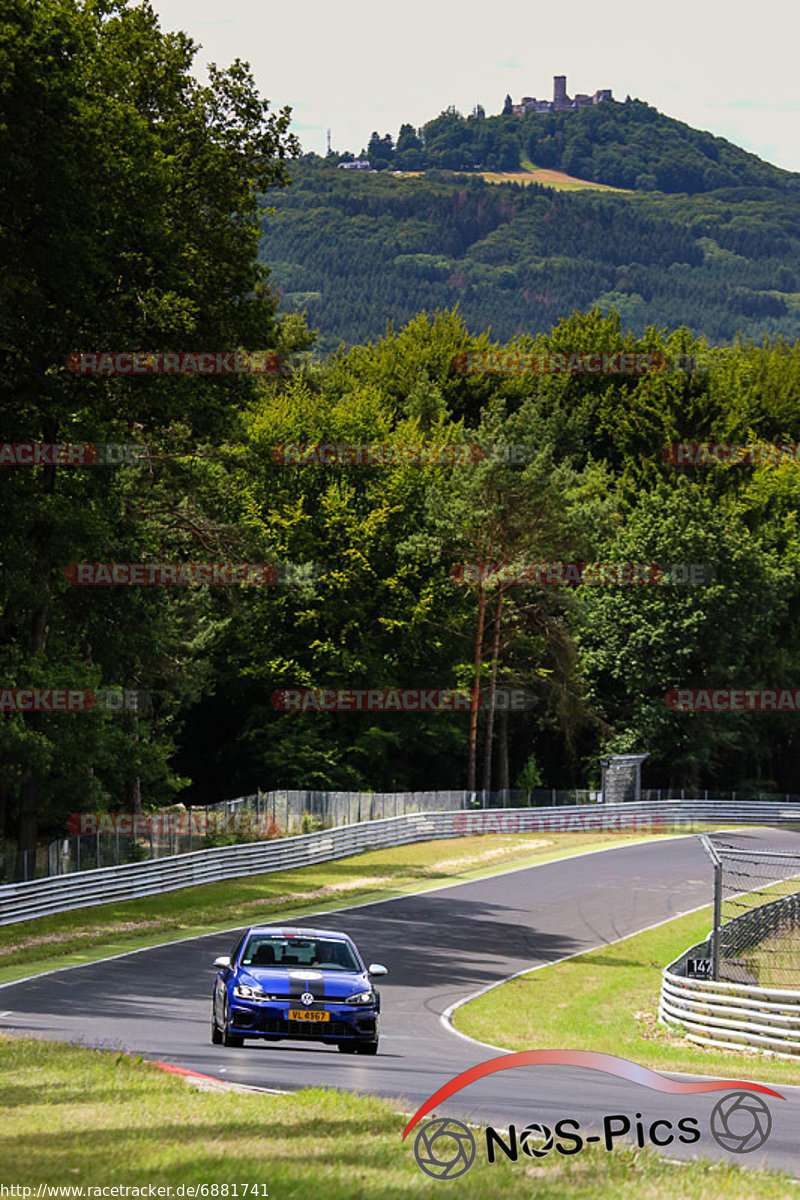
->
[699,834,722,981]
[711,857,722,981]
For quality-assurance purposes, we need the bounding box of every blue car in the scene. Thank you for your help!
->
[211,925,388,1054]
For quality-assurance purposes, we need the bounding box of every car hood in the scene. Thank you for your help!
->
[235,967,369,1000]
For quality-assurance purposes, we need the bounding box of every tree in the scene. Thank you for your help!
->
[429,390,606,790]
[0,0,299,869]
[397,123,422,153]
[367,131,394,168]
[575,480,792,786]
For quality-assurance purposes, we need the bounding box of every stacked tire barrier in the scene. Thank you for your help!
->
[3,798,800,928]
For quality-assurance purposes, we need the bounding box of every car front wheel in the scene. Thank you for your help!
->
[357,1039,379,1055]
[220,997,244,1048]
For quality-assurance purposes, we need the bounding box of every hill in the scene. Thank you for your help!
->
[259,163,800,353]
[346,98,800,195]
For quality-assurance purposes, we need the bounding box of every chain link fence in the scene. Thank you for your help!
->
[40,788,603,879]
[703,836,800,988]
[8,784,800,882]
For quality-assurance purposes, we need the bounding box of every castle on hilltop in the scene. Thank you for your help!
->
[510,76,612,116]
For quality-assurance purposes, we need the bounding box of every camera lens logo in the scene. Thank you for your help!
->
[710,1091,772,1153]
[519,1122,554,1158]
[413,1117,476,1179]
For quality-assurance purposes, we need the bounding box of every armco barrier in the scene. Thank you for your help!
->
[3,799,800,927]
[659,888,800,1057]
[659,943,800,1057]
[43,787,800,879]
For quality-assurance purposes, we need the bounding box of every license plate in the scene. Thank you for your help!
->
[288,1009,329,1022]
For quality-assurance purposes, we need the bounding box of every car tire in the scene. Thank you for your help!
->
[220,998,244,1048]
[211,1018,223,1045]
[357,1039,379,1055]
[336,1042,358,1053]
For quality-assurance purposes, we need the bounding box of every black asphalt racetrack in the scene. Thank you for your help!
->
[3,829,800,1176]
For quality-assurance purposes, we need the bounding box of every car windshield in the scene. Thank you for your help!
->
[240,935,360,972]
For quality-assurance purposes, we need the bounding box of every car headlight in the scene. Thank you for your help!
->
[345,989,375,1006]
[233,984,271,1001]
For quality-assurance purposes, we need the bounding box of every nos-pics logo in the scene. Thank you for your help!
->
[404,1051,782,1180]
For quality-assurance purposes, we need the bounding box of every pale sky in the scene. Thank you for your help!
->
[151,0,800,173]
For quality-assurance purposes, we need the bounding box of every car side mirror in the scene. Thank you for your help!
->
[214,956,231,969]
[368,963,388,977]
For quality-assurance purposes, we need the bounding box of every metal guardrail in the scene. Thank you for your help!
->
[659,888,800,1057]
[41,788,601,881]
[3,799,800,928]
[42,791,439,882]
[659,949,800,1058]
[34,786,800,882]
[2,812,445,927]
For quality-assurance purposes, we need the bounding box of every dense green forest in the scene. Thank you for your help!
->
[3,0,800,873]
[261,163,800,352]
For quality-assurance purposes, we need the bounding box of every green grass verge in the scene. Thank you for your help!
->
[454,904,800,1086]
[743,927,800,988]
[0,1035,796,1196]
[0,829,720,985]
[718,873,800,987]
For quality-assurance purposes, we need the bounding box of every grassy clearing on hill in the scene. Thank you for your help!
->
[477,167,632,191]
[388,164,630,190]
[0,1035,794,1197]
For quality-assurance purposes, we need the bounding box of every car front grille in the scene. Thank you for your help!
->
[258,1018,351,1038]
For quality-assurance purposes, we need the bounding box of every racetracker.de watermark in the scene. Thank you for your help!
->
[67,351,279,374]
[0,1188,268,1198]
[0,443,147,466]
[452,351,709,376]
[271,442,556,466]
[453,811,664,834]
[270,443,484,465]
[664,442,800,465]
[66,812,270,836]
[451,562,713,586]
[63,563,318,586]
[271,687,536,711]
[665,688,800,711]
[0,689,149,712]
